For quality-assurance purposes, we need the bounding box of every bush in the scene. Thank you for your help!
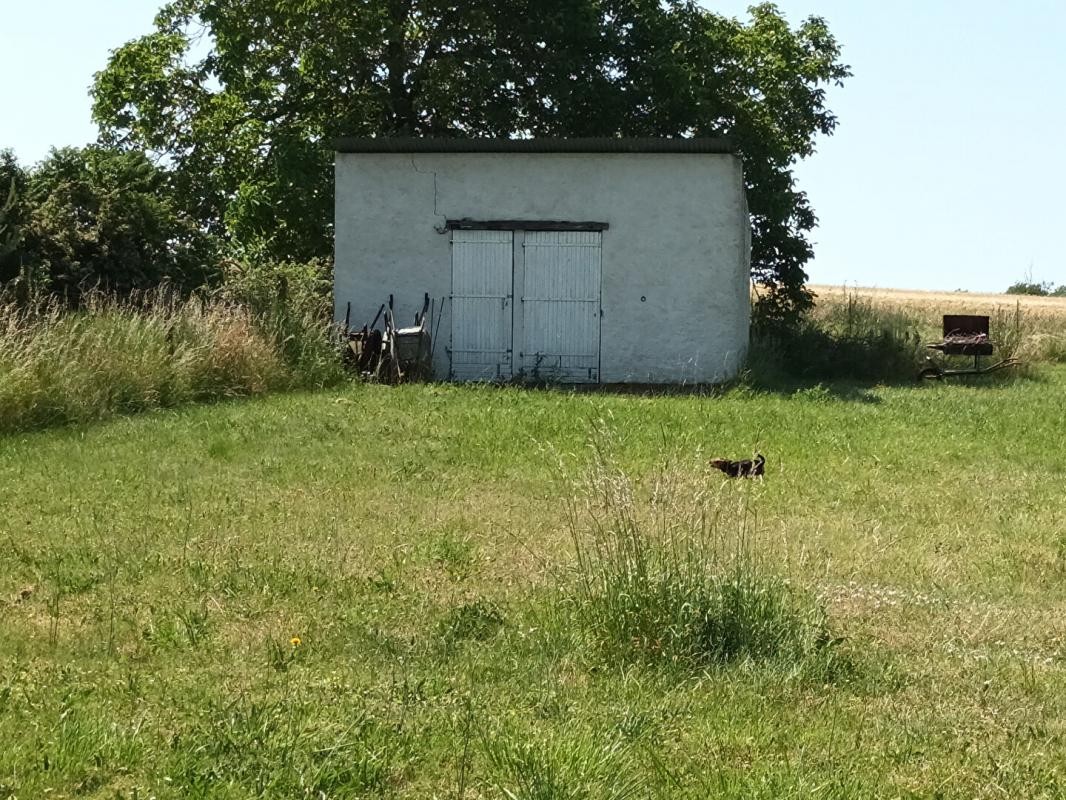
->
[1006,281,1053,297]
[216,258,333,320]
[564,444,833,668]
[16,146,219,299]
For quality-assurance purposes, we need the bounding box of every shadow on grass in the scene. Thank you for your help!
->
[499,360,1043,406]
[514,335,1043,405]
[742,358,1041,402]
[735,320,1043,401]
[559,379,887,404]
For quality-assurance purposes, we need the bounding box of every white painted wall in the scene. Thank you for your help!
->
[334,151,750,384]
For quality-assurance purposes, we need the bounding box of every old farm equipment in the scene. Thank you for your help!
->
[344,294,435,383]
[918,314,1021,380]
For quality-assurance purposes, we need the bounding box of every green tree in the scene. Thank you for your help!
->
[93,0,848,318]
[24,146,218,300]
[0,149,29,282]
[1005,281,1051,296]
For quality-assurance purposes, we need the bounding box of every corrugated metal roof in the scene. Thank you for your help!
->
[334,137,734,154]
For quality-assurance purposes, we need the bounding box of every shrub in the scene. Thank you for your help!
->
[1006,281,1053,297]
[18,146,219,299]
[216,258,333,320]
[564,444,833,668]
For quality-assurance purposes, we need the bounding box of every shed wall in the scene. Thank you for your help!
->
[334,152,750,384]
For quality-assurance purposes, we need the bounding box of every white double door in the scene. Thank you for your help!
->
[450,230,602,383]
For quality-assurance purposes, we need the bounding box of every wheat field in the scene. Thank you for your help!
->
[811,284,1066,314]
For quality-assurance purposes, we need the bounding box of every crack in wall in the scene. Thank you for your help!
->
[409,156,448,233]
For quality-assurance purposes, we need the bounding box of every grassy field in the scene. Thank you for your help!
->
[3,361,1066,798]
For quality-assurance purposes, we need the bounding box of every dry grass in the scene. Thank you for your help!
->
[0,289,344,432]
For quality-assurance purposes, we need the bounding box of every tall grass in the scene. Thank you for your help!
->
[565,443,832,668]
[0,287,344,433]
[215,258,344,379]
[749,292,926,384]
[986,303,1066,363]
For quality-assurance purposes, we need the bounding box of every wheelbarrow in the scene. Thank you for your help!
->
[918,314,1021,380]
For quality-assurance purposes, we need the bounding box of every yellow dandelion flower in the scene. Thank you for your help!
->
[290,636,302,647]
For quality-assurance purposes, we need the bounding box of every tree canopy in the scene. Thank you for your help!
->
[0,151,29,280]
[1,147,218,299]
[92,0,849,317]
[1006,279,1066,297]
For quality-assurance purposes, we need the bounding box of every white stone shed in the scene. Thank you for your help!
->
[334,139,751,385]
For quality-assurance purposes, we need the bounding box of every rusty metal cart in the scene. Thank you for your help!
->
[918,314,1021,380]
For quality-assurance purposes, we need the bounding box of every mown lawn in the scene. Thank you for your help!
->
[2,369,1066,798]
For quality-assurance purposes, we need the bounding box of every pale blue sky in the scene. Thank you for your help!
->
[2,2,1064,292]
